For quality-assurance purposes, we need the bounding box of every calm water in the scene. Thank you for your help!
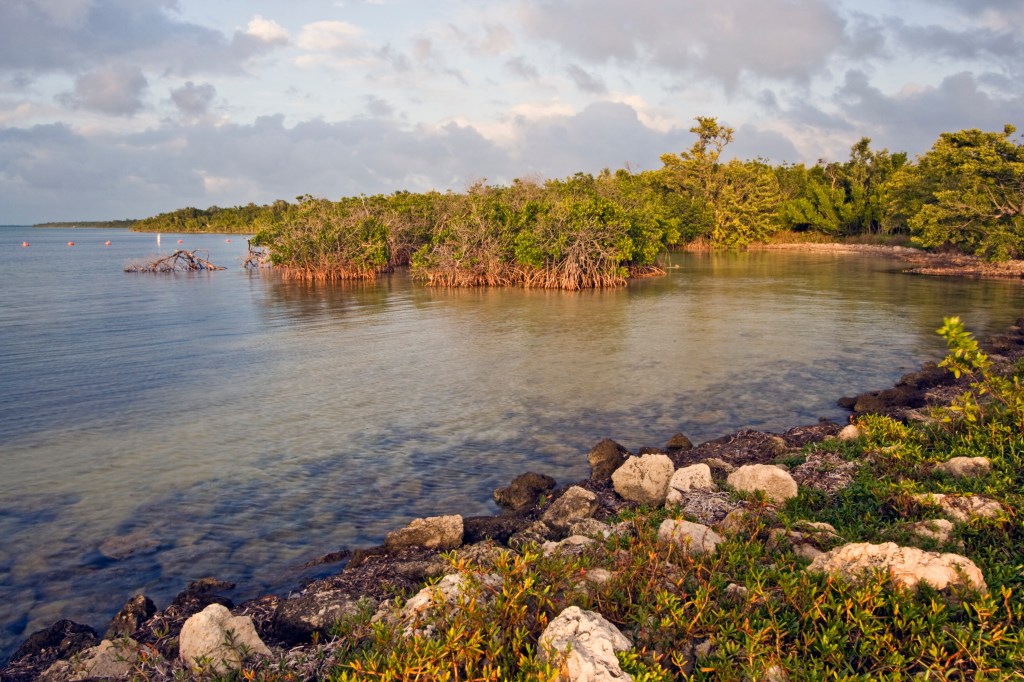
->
[2,226,1023,661]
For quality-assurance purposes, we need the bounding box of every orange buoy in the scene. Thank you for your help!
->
[22,241,29,247]
[225,239,231,243]
[67,241,75,246]
[104,240,111,245]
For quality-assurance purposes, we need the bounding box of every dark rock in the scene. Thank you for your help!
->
[272,590,375,645]
[105,594,156,639]
[2,620,98,682]
[493,472,556,510]
[637,446,667,455]
[508,521,557,551]
[463,514,531,544]
[588,438,630,481]
[666,432,694,450]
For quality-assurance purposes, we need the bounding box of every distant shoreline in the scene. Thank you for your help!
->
[32,221,136,229]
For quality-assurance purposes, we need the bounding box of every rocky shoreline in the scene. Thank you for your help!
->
[3,319,1023,680]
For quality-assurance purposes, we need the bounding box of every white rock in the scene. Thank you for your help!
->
[179,604,270,673]
[385,514,464,551]
[727,464,799,503]
[399,572,503,636]
[539,606,633,681]
[665,464,716,507]
[807,542,986,592]
[658,519,723,556]
[837,424,861,441]
[912,493,1004,523]
[908,518,956,545]
[612,454,674,506]
[541,535,596,557]
[935,457,991,478]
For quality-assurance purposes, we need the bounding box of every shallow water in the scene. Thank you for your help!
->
[1,226,1023,661]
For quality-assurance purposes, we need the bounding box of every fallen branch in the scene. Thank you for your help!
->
[125,250,226,273]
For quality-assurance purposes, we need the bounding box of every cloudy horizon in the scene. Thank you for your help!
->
[1,0,1022,224]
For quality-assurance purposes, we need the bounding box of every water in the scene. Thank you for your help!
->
[1,226,1023,661]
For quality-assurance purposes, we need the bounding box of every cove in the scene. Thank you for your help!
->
[2,227,1023,662]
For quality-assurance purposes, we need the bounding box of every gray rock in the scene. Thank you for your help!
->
[179,604,270,673]
[541,486,599,534]
[105,594,156,639]
[588,438,630,481]
[569,518,615,539]
[666,432,694,451]
[541,535,597,557]
[658,519,723,556]
[41,638,151,681]
[807,542,986,592]
[935,456,991,479]
[493,472,557,510]
[385,514,464,551]
[612,454,674,506]
[273,590,375,644]
[539,606,633,681]
[508,521,557,551]
[727,464,799,503]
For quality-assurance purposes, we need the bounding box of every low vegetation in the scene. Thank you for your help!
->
[111,319,1023,680]
[125,120,1023,289]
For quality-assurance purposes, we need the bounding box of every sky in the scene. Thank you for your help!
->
[1,0,1022,223]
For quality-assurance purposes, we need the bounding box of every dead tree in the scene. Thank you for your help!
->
[125,249,226,272]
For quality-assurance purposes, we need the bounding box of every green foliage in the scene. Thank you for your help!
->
[895,126,1024,260]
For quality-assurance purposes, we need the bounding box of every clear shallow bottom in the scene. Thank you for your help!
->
[1,227,1023,661]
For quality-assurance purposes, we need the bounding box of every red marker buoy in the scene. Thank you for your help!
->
[22,241,29,247]
[104,240,111,245]
[177,239,183,244]
[225,239,231,243]
[67,241,75,246]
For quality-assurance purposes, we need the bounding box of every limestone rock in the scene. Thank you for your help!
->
[398,572,503,637]
[665,464,716,506]
[727,464,798,503]
[41,638,150,681]
[913,493,1004,523]
[539,606,633,681]
[807,542,986,592]
[588,438,630,481]
[908,518,957,545]
[569,518,615,539]
[541,535,597,557]
[508,520,557,550]
[493,472,557,510]
[541,486,599,534]
[179,604,270,673]
[273,590,375,644]
[935,456,991,479]
[837,424,861,441]
[612,454,674,506]
[666,432,694,451]
[105,594,156,639]
[658,519,723,556]
[385,514,464,552]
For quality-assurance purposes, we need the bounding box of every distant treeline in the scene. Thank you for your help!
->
[133,118,1024,289]
[34,219,136,228]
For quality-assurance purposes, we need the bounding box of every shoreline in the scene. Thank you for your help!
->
[5,317,1022,679]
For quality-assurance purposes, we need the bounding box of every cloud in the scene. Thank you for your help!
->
[297,20,362,52]
[519,0,846,87]
[0,1,288,77]
[565,64,606,94]
[57,64,149,116]
[170,81,217,117]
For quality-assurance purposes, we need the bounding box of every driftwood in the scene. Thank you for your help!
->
[125,249,226,273]
[243,240,270,269]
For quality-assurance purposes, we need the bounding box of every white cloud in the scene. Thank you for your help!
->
[245,15,289,44]
[297,20,363,52]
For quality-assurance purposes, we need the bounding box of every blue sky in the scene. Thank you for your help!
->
[1,0,1022,223]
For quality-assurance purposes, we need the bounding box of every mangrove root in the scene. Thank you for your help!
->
[125,249,226,273]
[243,240,270,269]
